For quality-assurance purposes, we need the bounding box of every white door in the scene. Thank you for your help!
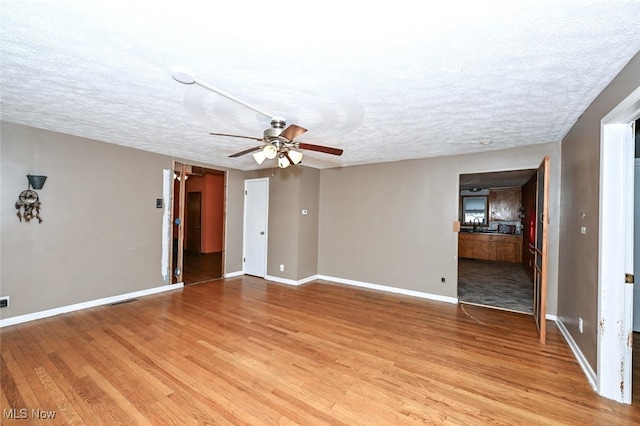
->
[243,178,269,277]
[599,120,635,404]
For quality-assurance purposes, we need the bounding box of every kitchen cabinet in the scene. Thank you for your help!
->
[458,233,522,263]
[489,188,522,221]
[458,233,492,261]
[491,234,522,263]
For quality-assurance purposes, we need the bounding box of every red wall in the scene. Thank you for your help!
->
[174,173,224,253]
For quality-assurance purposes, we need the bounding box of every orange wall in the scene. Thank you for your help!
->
[174,173,224,253]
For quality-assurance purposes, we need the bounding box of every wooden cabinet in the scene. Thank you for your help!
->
[491,234,522,263]
[458,233,522,263]
[489,188,522,221]
[458,233,474,259]
[458,233,492,261]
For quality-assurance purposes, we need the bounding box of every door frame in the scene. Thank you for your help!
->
[598,85,640,403]
[533,156,550,344]
[171,162,227,283]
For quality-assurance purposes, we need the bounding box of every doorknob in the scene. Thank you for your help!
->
[260,231,265,235]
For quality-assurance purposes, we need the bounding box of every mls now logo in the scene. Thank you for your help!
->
[4,408,28,419]
[4,408,57,419]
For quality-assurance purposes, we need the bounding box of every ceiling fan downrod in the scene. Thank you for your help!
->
[170,66,273,119]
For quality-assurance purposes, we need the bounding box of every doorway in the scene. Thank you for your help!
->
[172,163,226,285]
[457,169,537,315]
[598,88,639,403]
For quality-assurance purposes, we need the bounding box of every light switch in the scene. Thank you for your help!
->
[301,209,308,215]
[580,226,587,235]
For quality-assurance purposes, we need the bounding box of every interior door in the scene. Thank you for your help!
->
[533,156,550,343]
[186,192,202,253]
[243,178,269,277]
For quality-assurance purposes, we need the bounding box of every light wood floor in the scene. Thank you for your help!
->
[2,276,640,425]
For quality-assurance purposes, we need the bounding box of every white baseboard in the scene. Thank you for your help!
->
[317,275,459,304]
[224,270,244,278]
[253,273,458,305]
[264,274,318,286]
[0,283,184,328]
[555,318,598,391]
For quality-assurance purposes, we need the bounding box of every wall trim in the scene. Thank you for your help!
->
[264,274,316,286]
[317,275,459,304]
[224,270,244,278]
[253,273,458,304]
[556,318,598,392]
[0,283,184,328]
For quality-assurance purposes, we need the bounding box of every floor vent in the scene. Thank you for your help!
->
[109,298,138,306]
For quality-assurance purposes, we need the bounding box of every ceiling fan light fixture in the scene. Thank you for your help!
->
[288,149,303,165]
[263,144,277,159]
[278,153,290,169]
[252,150,267,165]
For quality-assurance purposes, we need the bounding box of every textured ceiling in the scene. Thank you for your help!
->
[2,1,640,170]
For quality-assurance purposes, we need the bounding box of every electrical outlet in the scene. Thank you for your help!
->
[0,296,9,308]
[279,264,284,272]
[578,317,584,333]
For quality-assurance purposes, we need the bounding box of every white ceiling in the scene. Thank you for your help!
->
[2,1,640,170]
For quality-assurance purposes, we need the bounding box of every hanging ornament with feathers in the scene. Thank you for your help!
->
[16,189,42,223]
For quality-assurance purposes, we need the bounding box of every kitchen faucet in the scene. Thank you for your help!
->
[473,217,481,232]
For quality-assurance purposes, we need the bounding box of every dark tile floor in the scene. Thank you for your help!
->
[458,258,533,314]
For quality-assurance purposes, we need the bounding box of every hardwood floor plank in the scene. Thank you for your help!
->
[1,276,640,424]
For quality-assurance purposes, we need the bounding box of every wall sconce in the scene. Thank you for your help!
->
[15,174,47,223]
[27,174,47,190]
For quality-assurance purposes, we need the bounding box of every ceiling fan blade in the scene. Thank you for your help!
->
[229,146,263,158]
[280,124,307,141]
[298,142,344,156]
[210,132,263,142]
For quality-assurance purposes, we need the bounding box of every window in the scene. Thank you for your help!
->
[462,196,488,225]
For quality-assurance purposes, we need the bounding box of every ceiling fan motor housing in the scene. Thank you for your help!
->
[264,127,282,140]
[264,117,287,141]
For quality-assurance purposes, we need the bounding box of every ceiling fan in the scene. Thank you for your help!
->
[170,67,343,168]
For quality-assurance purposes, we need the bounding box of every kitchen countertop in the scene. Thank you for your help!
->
[460,230,522,236]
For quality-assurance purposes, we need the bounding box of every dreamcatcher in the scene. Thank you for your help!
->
[15,174,47,223]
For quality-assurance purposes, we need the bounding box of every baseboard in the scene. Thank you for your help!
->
[317,275,458,304]
[224,270,244,278]
[264,274,318,286]
[0,283,184,328]
[556,318,598,391]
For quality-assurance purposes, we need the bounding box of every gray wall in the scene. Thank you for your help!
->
[558,51,640,370]
[245,166,320,281]
[0,123,247,320]
[297,167,320,280]
[1,123,172,318]
[223,168,245,274]
[318,142,561,314]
